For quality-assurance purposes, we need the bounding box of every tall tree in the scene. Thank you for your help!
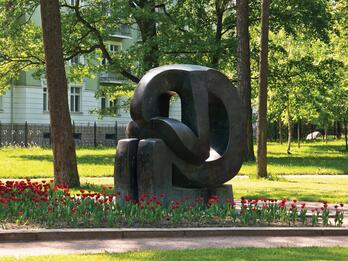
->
[236,0,255,161]
[256,0,270,178]
[40,0,80,187]
[133,0,159,71]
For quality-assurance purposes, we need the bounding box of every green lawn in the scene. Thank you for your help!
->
[240,140,348,176]
[0,140,346,179]
[230,176,348,203]
[2,248,348,261]
[81,176,348,203]
[0,146,115,178]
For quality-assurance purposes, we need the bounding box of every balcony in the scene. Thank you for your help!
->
[110,25,132,39]
[99,72,125,84]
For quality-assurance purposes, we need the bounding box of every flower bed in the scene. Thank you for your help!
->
[0,180,345,228]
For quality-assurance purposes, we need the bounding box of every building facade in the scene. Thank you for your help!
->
[0,5,182,147]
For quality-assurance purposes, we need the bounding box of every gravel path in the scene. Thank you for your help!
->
[1,236,348,257]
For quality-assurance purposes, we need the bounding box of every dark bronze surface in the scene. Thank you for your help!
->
[115,64,245,201]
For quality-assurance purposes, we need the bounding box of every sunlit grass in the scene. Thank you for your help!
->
[240,140,348,176]
[2,247,348,261]
[79,176,348,203]
[0,140,346,179]
[229,176,348,203]
[0,146,115,178]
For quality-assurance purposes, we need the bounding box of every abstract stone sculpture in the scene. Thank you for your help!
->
[115,64,245,202]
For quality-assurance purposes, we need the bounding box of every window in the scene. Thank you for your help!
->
[109,44,120,54]
[101,43,121,65]
[70,55,84,65]
[70,86,81,112]
[70,0,85,6]
[42,79,49,112]
[43,87,48,111]
[101,54,108,66]
[101,97,118,113]
[101,97,106,109]
[0,95,3,111]
[109,99,117,108]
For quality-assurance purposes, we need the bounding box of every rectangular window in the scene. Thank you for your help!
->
[43,87,48,111]
[70,86,81,112]
[101,97,106,109]
[109,44,120,54]
[70,0,84,6]
[100,97,118,114]
[101,54,108,66]
[70,55,84,65]
[101,44,121,65]
[109,99,117,108]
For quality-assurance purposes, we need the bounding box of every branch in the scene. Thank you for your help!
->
[155,4,189,34]
[67,0,140,83]
[163,50,213,54]
[64,44,101,61]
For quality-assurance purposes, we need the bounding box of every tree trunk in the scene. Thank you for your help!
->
[136,0,159,72]
[211,0,224,68]
[344,118,347,150]
[297,120,300,147]
[337,121,342,139]
[279,119,282,144]
[324,125,328,144]
[236,0,255,161]
[256,0,270,178]
[287,105,292,155]
[311,124,315,140]
[40,0,80,187]
[333,121,337,139]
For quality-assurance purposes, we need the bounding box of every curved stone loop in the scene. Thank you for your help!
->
[129,65,210,164]
[128,64,246,187]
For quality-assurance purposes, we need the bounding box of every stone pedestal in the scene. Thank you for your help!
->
[115,138,233,203]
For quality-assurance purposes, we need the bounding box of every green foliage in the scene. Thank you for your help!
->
[0,0,43,91]
[0,0,346,124]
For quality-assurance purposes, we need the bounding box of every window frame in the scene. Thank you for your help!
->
[42,79,49,112]
[69,55,85,66]
[70,85,83,113]
[0,95,3,112]
[100,96,119,114]
[101,42,122,65]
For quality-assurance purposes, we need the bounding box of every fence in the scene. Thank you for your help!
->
[0,121,128,147]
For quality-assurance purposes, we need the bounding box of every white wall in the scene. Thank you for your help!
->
[169,97,181,121]
[0,85,183,126]
[0,92,11,123]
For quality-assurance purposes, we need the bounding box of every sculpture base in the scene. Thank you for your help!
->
[171,184,233,203]
[115,138,234,204]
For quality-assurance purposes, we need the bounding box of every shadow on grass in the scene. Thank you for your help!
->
[305,143,348,152]
[243,155,348,173]
[12,154,115,166]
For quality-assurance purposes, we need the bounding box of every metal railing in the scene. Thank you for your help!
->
[110,25,132,37]
[99,72,125,83]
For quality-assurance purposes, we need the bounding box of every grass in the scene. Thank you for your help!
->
[2,247,348,260]
[240,140,348,176]
[0,140,346,179]
[229,176,348,203]
[79,176,348,203]
[0,146,115,178]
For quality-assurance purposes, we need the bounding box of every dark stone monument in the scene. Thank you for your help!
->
[115,64,245,202]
